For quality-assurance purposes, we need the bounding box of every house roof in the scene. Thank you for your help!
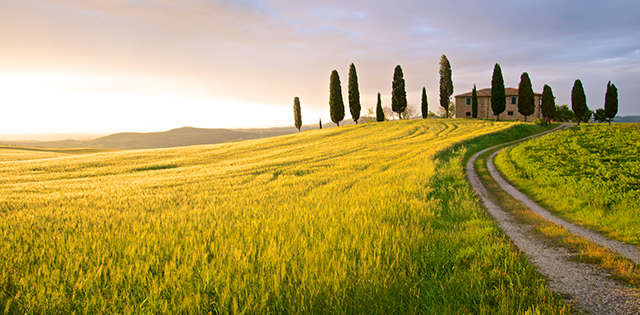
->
[455,87,542,98]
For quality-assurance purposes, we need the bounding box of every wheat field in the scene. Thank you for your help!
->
[0,119,567,314]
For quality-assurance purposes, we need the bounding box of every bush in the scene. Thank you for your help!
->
[534,118,548,126]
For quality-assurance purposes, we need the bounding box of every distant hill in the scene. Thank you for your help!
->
[0,127,300,150]
[614,116,640,123]
[0,119,368,150]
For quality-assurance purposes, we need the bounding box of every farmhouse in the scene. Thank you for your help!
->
[454,87,543,121]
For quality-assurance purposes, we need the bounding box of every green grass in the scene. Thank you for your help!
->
[495,124,640,245]
[475,143,640,289]
[0,119,568,314]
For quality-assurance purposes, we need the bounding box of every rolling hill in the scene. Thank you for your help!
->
[0,126,297,149]
[0,120,365,150]
[615,115,640,123]
[0,119,567,313]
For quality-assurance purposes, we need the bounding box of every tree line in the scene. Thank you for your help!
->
[477,63,618,124]
[292,55,454,130]
[294,58,618,130]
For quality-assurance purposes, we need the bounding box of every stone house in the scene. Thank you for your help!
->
[454,87,543,121]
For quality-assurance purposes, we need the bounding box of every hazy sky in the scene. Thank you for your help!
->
[1,0,639,135]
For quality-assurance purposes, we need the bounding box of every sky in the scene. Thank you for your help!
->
[1,0,639,136]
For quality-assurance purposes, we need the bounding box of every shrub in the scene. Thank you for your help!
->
[534,118,548,126]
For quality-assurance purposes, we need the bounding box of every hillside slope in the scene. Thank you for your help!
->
[0,145,118,162]
[0,119,566,313]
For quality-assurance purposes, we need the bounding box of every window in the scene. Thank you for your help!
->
[466,98,471,105]
[511,97,517,104]
[507,111,514,116]
[465,112,471,117]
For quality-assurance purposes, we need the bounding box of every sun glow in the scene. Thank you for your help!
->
[0,73,291,135]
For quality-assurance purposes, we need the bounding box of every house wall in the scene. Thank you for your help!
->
[456,95,542,121]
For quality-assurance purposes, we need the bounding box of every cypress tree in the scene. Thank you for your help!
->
[541,84,555,123]
[391,65,407,119]
[439,54,453,118]
[471,84,478,118]
[604,81,618,125]
[329,70,345,126]
[571,79,587,125]
[293,96,302,132]
[517,72,535,122]
[421,87,428,119]
[376,92,384,122]
[319,118,322,129]
[491,63,506,120]
[348,63,361,124]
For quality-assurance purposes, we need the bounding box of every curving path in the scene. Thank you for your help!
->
[488,148,640,265]
[466,125,640,314]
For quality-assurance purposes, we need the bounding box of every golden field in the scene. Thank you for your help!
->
[0,119,567,314]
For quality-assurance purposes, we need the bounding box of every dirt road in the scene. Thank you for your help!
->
[466,125,640,314]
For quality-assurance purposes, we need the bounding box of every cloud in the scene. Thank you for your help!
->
[1,0,639,134]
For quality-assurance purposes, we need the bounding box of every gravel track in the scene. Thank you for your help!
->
[466,125,640,314]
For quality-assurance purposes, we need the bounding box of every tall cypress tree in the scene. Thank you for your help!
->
[329,70,345,126]
[293,96,302,132]
[517,72,535,122]
[491,63,506,120]
[319,118,322,129]
[376,92,384,122]
[571,79,587,125]
[391,65,407,119]
[604,81,618,125]
[541,84,555,123]
[439,54,453,118]
[348,63,361,124]
[421,87,428,118]
[471,84,478,118]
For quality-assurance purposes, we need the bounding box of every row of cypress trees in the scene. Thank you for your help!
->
[293,64,362,132]
[297,59,616,129]
[487,64,553,122]
[292,63,357,132]
[488,64,539,121]
[296,55,455,130]
[328,55,454,126]
[330,63,405,126]
[481,64,617,124]
[571,80,618,125]
[329,63,365,126]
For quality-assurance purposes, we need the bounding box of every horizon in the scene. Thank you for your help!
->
[1,1,639,135]
[0,121,332,141]
[3,114,640,142]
